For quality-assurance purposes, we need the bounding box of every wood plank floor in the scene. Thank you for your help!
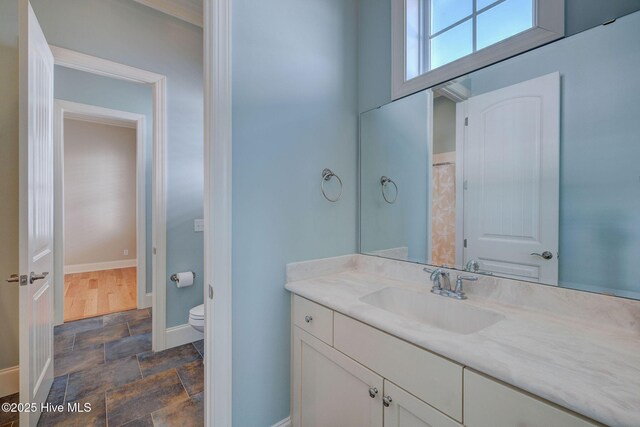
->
[64,267,137,322]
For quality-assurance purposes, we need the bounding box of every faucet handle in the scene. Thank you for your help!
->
[454,275,477,298]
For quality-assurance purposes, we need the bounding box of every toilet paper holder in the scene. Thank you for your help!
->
[170,271,196,283]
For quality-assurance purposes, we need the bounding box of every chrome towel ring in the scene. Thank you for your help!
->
[380,176,398,204]
[321,168,343,202]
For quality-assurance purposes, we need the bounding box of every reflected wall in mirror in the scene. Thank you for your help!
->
[360,10,640,299]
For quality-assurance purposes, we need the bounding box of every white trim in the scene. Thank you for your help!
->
[62,113,137,129]
[204,0,233,425]
[426,90,433,264]
[455,102,466,268]
[53,100,147,325]
[51,50,167,352]
[271,417,292,427]
[131,0,203,28]
[0,366,19,398]
[391,0,565,99]
[50,46,164,84]
[63,259,137,275]
[141,292,153,309]
[165,323,204,349]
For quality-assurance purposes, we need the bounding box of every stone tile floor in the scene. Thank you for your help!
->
[0,309,204,427]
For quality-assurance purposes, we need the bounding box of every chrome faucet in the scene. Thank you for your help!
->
[424,268,477,300]
[465,259,480,272]
[453,275,478,299]
[423,267,451,293]
[464,259,494,276]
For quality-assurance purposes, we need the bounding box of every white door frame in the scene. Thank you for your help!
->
[53,100,147,326]
[204,0,233,425]
[455,102,466,268]
[50,46,170,351]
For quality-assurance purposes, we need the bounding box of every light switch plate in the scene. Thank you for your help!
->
[194,219,204,232]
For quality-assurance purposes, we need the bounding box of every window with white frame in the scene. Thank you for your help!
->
[393,0,564,99]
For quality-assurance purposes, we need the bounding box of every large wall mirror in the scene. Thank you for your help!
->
[360,10,640,299]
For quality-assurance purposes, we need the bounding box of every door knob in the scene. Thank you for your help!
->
[6,274,28,286]
[368,387,378,398]
[304,315,313,323]
[29,271,49,284]
[530,251,553,260]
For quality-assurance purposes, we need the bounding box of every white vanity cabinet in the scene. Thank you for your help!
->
[463,370,600,427]
[383,380,462,427]
[292,327,384,427]
[291,295,601,427]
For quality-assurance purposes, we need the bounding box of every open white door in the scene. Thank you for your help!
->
[18,1,55,425]
[463,73,560,284]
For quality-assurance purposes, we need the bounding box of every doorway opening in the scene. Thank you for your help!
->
[57,104,146,322]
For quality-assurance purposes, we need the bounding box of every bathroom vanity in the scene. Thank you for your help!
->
[286,10,640,427]
[286,255,640,427]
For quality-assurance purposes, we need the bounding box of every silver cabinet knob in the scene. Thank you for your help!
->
[304,315,313,323]
[530,251,553,260]
[368,387,378,398]
[383,395,393,407]
[30,271,49,284]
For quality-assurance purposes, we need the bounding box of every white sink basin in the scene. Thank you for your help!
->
[360,287,504,334]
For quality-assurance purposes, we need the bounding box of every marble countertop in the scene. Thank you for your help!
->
[285,258,640,427]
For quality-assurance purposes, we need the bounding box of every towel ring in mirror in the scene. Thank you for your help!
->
[321,168,343,202]
[380,176,398,204]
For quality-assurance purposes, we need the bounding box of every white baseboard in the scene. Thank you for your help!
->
[0,366,19,398]
[165,323,203,349]
[272,416,291,427]
[139,292,153,309]
[64,259,137,274]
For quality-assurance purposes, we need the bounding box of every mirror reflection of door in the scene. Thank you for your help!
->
[463,73,560,284]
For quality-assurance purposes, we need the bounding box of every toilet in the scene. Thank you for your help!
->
[188,304,205,332]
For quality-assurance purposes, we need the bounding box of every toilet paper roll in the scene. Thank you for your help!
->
[174,272,194,288]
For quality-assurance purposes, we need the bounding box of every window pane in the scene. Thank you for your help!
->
[476,0,498,10]
[431,0,472,34]
[477,0,533,50]
[406,0,421,79]
[430,19,473,69]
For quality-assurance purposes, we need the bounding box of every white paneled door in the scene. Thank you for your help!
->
[464,73,560,284]
[18,2,55,425]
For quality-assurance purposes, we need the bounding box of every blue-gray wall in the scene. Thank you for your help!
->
[54,67,154,296]
[31,0,204,328]
[358,0,392,114]
[467,11,640,298]
[232,0,358,424]
[360,91,430,263]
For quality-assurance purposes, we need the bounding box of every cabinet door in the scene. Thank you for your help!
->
[383,381,462,427]
[464,369,600,427]
[292,326,383,427]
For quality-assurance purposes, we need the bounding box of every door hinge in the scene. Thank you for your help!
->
[153,247,157,255]
[464,117,468,126]
[464,239,468,248]
[208,284,214,300]
[463,180,468,190]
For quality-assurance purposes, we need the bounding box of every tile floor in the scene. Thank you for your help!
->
[0,308,204,427]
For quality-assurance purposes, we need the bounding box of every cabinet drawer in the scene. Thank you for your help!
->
[293,295,333,345]
[464,369,601,427]
[334,313,463,422]
[384,380,462,427]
